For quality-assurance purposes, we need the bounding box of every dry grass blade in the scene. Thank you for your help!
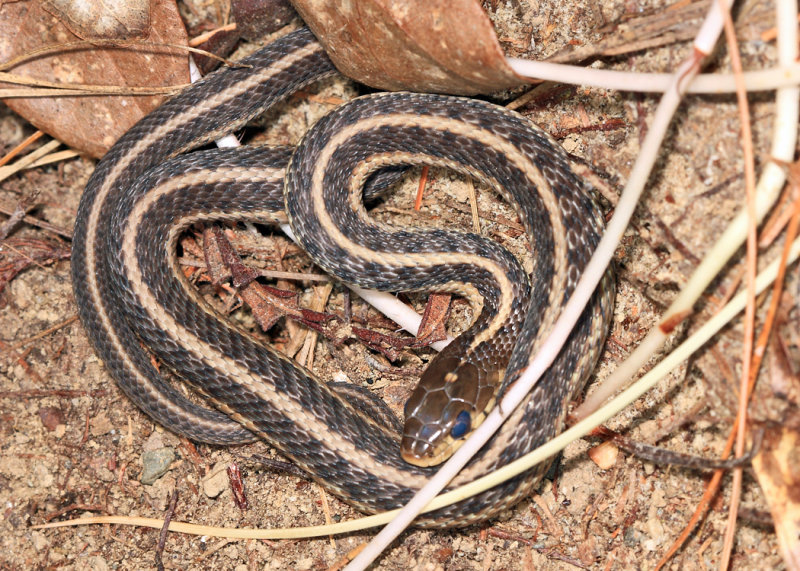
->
[715,0,758,567]
[656,166,800,570]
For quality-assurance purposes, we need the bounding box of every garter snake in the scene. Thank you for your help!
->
[71,27,614,526]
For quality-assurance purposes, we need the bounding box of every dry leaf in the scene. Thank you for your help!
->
[751,421,800,570]
[0,0,188,158]
[42,0,151,40]
[290,0,526,95]
[414,292,451,346]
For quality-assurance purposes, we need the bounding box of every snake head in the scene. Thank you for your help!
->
[401,355,500,467]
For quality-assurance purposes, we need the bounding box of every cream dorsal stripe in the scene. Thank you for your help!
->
[70,28,335,443]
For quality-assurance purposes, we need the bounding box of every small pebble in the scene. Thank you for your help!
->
[202,462,230,498]
[89,412,113,436]
[140,447,176,485]
[142,432,165,452]
[587,441,619,470]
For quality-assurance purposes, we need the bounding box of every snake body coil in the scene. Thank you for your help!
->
[71,27,614,526]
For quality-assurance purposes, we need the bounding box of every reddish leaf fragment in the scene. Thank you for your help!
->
[413,292,451,347]
[38,406,65,431]
[238,282,302,331]
[202,226,304,331]
[290,0,526,95]
[202,227,232,285]
[227,463,249,511]
[238,286,284,331]
[206,227,260,287]
[299,308,335,325]
[0,0,189,158]
[296,310,345,342]
[262,285,299,299]
[351,326,413,362]
[200,225,427,362]
[294,309,413,362]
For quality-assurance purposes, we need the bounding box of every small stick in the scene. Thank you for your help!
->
[0,130,43,167]
[155,489,179,571]
[413,166,430,211]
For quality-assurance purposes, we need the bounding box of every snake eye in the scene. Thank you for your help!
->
[450,410,471,439]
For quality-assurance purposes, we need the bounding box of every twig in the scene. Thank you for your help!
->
[602,427,763,470]
[0,71,185,96]
[188,23,238,47]
[0,130,43,167]
[155,489,179,571]
[466,178,480,233]
[717,1,758,567]
[0,139,61,183]
[413,166,430,211]
[507,60,800,94]
[9,315,78,350]
[0,388,106,399]
[0,200,73,237]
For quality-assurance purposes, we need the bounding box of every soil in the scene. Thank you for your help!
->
[0,0,795,569]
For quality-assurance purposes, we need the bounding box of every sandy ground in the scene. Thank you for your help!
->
[0,0,794,569]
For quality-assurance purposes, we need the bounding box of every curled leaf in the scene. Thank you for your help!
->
[0,0,188,158]
[751,422,800,570]
[290,0,526,95]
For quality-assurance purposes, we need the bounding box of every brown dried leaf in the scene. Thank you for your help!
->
[413,292,451,347]
[191,27,240,75]
[38,406,65,432]
[202,226,301,331]
[226,463,249,511]
[239,284,301,331]
[290,0,526,95]
[0,0,188,158]
[42,0,151,40]
[751,421,800,570]
[202,226,232,285]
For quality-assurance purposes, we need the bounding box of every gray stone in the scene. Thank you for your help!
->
[140,447,176,485]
